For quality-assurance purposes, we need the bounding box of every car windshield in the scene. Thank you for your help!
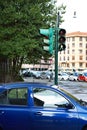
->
[62,73,68,76]
[74,73,78,76]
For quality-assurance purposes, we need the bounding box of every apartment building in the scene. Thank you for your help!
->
[58,31,87,71]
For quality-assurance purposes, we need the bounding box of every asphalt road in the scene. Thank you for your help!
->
[59,80,87,101]
[23,77,87,101]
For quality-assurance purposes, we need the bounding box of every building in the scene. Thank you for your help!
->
[21,58,53,71]
[58,31,87,72]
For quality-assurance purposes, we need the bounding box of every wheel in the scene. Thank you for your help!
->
[83,126,87,130]
[0,127,3,130]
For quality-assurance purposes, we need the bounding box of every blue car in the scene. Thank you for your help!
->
[0,82,87,130]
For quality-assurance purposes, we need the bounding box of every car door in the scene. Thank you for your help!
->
[0,87,32,130]
[79,74,84,81]
[30,87,79,130]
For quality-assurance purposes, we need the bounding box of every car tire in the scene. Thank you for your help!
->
[0,127,3,130]
[83,126,87,130]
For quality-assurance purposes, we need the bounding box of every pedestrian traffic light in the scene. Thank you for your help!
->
[39,28,54,54]
[58,28,66,51]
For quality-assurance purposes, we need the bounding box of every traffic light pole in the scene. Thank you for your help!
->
[54,12,60,85]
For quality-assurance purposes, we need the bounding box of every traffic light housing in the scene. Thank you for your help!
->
[39,28,54,54]
[58,28,66,51]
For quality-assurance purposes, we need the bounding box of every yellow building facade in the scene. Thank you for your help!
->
[58,31,87,71]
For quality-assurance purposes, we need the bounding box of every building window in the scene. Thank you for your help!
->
[79,43,82,47]
[79,49,83,54]
[79,37,82,41]
[67,63,69,67]
[67,56,69,60]
[72,63,75,67]
[72,43,75,47]
[72,49,75,54]
[79,56,83,60]
[63,56,65,61]
[79,63,83,67]
[72,37,75,41]
[67,37,70,42]
[85,37,87,41]
[86,63,87,67]
[67,44,69,49]
[72,56,75,60]
[86,43,87,48]
[67,50,69,54]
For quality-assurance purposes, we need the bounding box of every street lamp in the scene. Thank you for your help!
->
[73,11,77,18]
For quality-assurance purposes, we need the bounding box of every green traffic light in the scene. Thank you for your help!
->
[39,28,55,54]
[40,29,49,38]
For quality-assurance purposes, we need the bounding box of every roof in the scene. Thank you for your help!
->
[0,82,51,89]
[66,31,87,37]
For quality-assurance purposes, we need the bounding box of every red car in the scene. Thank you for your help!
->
[77,72,87,82]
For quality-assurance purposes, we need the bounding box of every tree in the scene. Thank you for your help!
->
[0,0,66,82]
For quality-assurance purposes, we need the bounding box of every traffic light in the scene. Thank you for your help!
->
[58,28,66,51]
[39,28,54,54]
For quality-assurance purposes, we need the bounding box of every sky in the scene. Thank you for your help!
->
[56,0,87,33]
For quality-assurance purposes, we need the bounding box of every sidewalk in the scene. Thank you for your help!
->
[23,77,54,85]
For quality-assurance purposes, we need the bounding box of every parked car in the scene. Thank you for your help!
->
[22,71,33,77]
[20,68,30,76]
[29,70,41,79]
[40,70,54,80]
[1,82,87,130]
[40,71,50,79]
[21,69,41,79]
[77,72,87,82]
[69,72,78,81]
[58,72,69,80]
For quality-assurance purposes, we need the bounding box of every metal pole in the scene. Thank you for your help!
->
[54,12,60,85]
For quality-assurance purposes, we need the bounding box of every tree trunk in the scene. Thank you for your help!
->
[0,56,23,83]
[0,56,12,83]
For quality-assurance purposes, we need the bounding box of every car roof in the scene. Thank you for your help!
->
[0,85,7,92]
[0,82,53,89]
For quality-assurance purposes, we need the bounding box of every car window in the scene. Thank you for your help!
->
[33,88,70,108]
[84,73,87,76]
[0,88,28,106]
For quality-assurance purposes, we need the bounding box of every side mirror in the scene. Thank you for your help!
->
[65,103,73,109]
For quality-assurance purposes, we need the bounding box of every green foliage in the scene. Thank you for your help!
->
[0,0,66,81]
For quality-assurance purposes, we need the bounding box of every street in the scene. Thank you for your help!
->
[24,77,87,101]
[59,80,87,101]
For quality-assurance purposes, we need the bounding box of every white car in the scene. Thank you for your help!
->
[30,70,41,78]
[69,73,78,81]
[58,73,69,81]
